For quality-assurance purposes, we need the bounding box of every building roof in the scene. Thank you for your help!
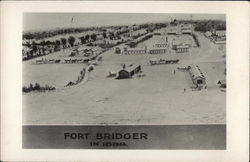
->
[218,80,226,84]
[149,47,167,51]
[22,46,32,52]
[215,30,226,37]
[205,31,212,37]
[176,45,189,49]
[126,47,146,51]
[77,46,92,51]
[216,30,226,34]
[123,64,141,73]
[168,30,178,33]
[155,37,168,45]
[181,24,192,29]
[116,44,129,49]
[182,29,192,33]
[189,64,205,79]
[149,58,158,62]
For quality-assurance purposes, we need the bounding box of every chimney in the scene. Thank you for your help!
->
[123,64,126,69]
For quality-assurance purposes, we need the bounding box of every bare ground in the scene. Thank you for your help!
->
[23,33,226,125]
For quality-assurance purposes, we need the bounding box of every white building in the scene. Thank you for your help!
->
[215,30,226,37]
[188,65,206,86]
[176,45,189,53]
[148,48,168,54]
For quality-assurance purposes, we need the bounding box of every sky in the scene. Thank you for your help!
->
[23,13,225,32]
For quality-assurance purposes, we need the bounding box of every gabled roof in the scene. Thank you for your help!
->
[149,58,158,62]
[176,45,189,49]
[189,64,205,79]
[155,38,168,45]
[126,47,146,51]
[216,30,226,34]
[182,29,192,32]
[149,47,167,50]
[123,64,141,73]
[22,46,32,52]
[77,46,92,51]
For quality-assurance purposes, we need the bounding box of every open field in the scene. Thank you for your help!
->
[23,47,88,87]
[23,33,226,125]
[23,63,86,87]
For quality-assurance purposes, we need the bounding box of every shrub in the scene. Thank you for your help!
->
[29,83,34,91]
[22,86,30,93]
[88,66,94,72]
[66,81,74,86]
[23,83,55,93]
[69,52,76,56]
[34,83,41,90]
[220,83,226,88]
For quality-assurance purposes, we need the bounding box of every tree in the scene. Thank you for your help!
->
[29,83,34,91]
[56,40,61,46]
[23,33,34,40]
[102,32,107,39]
[80,36,86,44]
[45,40,52,45]
[55,40,61,51]
[60,38,67,48]
[34,83,41,90]
[90,33,97,41]
[31,44,37,57]
[85,34,90,42]
[68,36,75,47]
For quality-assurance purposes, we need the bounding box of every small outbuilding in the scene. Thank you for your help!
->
[204,31,212,37]
[188,65,206,86]
[108,71,117,77]
[181,29,192,34]
[176,45,189,53]
[117,64,141,79]
[115,47,122,54]
[215,30,226,37]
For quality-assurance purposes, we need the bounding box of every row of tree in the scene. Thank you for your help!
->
[23,36,77,60]
[23,22,165,41]
[23,26,101,40]
[193,20,226,32]
[23,22,166,61]
[22,83,55,93]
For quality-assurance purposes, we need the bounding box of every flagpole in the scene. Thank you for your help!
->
[71,17,73,30]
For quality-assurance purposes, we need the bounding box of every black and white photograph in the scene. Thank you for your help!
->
[1,1,249,161]
[22,13,227,149]
[22,13,226,125]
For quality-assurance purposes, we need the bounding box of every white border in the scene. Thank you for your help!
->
[1,1,249,161]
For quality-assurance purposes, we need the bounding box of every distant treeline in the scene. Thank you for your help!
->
[23,22,167,41]
[23,27,102,40]
[23,83,55,93]
[179,20,226,32]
